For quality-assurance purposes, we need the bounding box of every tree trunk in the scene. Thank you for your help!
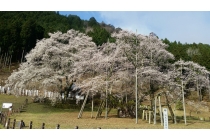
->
[126,92,127,104]
[9,55,12,71]
[173,102,177,124]
[21,49,24,63]
[91,94,94,118]
[164,92,175,123]
[199,87,202,101]
[197,79,201,101]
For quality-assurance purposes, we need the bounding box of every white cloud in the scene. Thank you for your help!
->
[99,11,210,44]
[99,12,152,35]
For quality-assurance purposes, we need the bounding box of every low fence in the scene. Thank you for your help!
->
[0,100,27,128]
[2,118,102,129]
[141,108,210,124]
[0,98,100,129]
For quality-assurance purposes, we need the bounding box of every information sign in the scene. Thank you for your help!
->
[163,108,168,129]
[2,103,13,109]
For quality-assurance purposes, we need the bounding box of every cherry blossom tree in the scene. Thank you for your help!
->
[5,28,210,126]
[6,29,96,95]
[167,59,210,125]
[110,30,175,123]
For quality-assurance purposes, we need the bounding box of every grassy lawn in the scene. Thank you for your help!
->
[1,94,210,129]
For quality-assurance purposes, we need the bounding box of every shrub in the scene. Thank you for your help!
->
[176,101,183,110]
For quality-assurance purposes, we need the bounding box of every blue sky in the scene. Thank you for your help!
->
[59,11,210,45]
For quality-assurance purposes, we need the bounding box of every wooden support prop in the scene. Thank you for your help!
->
[12,119,16,129]
[142,110,145,120]
[29,121,33,129]
[56,124,60,129]
[95,100,105,119]
[146,110,148,120]
[154,96,157,125]
[42,123,45,129]
[149,111,152,124]
[159,96,163,126]
[91,95,94,119]
[78,91,89,119]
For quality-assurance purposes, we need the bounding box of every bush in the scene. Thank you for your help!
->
[176,101,183,110]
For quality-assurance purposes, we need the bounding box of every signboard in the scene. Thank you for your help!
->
[2,103,13,109]
[76,95,84,100]
[163,108,168,129]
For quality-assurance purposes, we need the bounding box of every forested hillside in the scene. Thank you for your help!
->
[162,38,210,70]
[0,11,210,71]
[0,11,117,63]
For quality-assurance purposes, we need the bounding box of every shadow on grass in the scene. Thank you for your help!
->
[25,102,82,114]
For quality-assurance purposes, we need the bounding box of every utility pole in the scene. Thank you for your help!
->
[105,57,108,119]
[208,76,210,101]
[182,80,187,125]
[135,52,138,124]
[21,49,24,63]
[135,29,138,124]
[180,59,187,125]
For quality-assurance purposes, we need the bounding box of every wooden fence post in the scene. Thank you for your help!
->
[0,112,3,124]
[25,98,28,105]
[12,119,16,129]
[29,121,33,129]
[42,123,45,129]
[1,112,4,125]
[6,118,10,129]
[3,112,8,127]
[56,124,60,129]
[19,120,23,129]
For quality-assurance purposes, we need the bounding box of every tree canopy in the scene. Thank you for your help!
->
[6,29,210,103]
[0,11,117,62]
